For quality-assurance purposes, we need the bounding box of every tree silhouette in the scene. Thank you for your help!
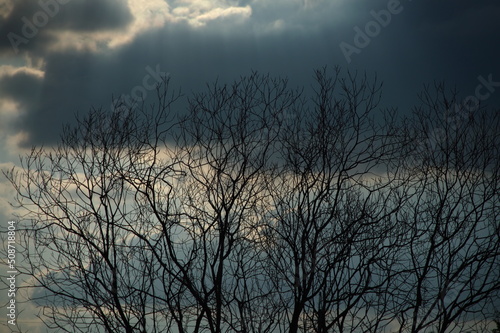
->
[2,68,499,333]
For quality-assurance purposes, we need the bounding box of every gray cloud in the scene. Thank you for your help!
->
[0,3,499,330]
[0,0,133,55]
[1,0,499,148]
[0,66,43,102]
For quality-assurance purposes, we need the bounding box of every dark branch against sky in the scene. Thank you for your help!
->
[0,1,499,331]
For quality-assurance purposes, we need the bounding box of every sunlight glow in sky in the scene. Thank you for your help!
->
[0,1,499,330]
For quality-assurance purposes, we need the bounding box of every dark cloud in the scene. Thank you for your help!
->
[53,0,133,31]
[0,68,43,102]
[0,0,133,55]
[11,50,116,145]
[1,3,499,331]
[1,0,499,148]
[0,68,44,139]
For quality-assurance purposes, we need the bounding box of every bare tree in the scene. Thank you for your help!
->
[4,79,183,332]
[166,72,302,332]
[260,68,409,333]
[390,85,500,333]
[2,70,499,333]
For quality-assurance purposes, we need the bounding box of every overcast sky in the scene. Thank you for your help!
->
[1,0,499,153]
[0,0,499,331]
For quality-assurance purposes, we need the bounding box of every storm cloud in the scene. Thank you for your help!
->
[0,0,499,176]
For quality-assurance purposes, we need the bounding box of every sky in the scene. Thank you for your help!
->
[1,0,499,152]
[0,0,499,331]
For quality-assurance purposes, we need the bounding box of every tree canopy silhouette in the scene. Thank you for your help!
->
[2,68,499,333]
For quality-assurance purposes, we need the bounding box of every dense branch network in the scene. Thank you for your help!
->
[2,69,499,333]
